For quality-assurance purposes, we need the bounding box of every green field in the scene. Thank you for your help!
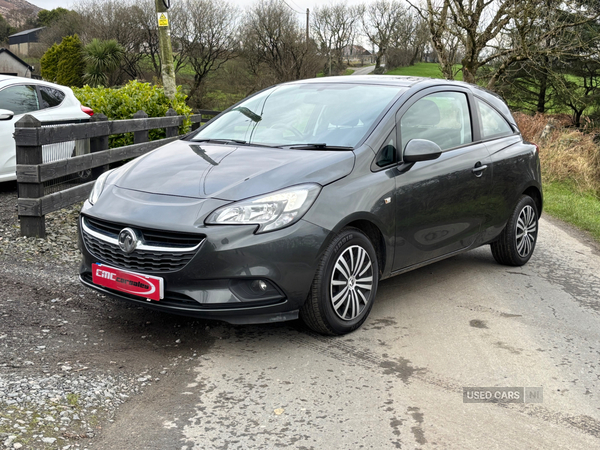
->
[542,181,600,242]
[385,62,463,81]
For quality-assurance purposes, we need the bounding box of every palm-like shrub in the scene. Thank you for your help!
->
[83,39,124,87]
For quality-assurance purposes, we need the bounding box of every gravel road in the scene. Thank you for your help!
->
[2,181,600,449]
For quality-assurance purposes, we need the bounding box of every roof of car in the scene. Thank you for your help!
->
[294,75,430,87]
[292,75,515,124]
[295,74,501,93]
[0,74,40,84]
[0,75,73,91]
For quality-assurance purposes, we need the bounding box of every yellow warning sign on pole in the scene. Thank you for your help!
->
[157,12,169,27]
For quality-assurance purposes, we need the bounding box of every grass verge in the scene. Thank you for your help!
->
[543,180,600,242]
[384,62,463,80]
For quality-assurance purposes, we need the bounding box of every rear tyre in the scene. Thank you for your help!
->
[491,195,538,266]
[300,228,379,335]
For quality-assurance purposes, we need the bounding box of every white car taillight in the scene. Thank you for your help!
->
[81,105,94,116]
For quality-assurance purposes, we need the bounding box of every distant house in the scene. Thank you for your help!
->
[8,27,46,57]
[343,45,372,57]
[0,48,34,77]
[342,45,374,65]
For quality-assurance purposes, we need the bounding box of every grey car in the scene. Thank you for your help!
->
[78,76,542,335]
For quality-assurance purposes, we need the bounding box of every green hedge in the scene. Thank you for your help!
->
[73,81,193,148]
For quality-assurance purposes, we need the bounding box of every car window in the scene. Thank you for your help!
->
[40,86,66,108]
[477,98,514,139]
[193,83,406,148]
[400,92,472,151]
[375,130,396,168]
[0,85,40,115]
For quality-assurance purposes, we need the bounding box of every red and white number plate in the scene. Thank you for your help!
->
[92,264,164,301]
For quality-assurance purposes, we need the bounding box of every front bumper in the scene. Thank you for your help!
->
[78,202,330,324]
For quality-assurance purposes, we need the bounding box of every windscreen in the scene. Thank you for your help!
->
[192,83,405,148]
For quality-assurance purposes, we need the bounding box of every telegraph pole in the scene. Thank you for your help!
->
[155,0,176,100]
[306,8,309,44]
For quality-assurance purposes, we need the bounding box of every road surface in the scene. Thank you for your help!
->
[351,65,376,76]
[88,216,600,449]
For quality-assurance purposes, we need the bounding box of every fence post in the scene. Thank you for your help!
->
[15,115,45,238]
[165,108,178,138]
[90,114,109,178]
[192,111,201,131]
[133,110,149,144]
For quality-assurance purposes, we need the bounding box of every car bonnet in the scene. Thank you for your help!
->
[112,140,355,201]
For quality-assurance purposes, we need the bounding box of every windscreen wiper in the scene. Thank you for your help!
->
[191,138,280,148]
[232,107,262,123]
[192,138,247,145]
[285,143,353,150]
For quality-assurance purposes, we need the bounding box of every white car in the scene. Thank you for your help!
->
[0,75,93,183]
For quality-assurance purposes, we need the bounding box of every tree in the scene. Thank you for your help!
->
[556,59,600,127]
[40,35,85,87]
[75,0,147,80]
[361,0,407,72]
[83,39,124,87]
[40,43,60,82]
[240,0,322,88]
[0,14,16,44]
[37,8,72,27]
[177,0,239,101]
[57,35,85,87]
[37,10,83,50]
[312,3,361,75]
[493,2,590,113]
[386,9,430,69]
[410,0,600,86]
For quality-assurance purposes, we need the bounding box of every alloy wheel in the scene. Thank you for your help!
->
[516,205,537,258]
[330,245,374,321]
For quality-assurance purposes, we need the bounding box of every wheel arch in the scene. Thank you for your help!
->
[322,215,390,280]
[523,185,543,217]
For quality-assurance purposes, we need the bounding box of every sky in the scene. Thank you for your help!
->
[28,0,368,12]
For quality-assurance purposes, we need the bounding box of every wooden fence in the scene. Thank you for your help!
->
[15,108,219,238]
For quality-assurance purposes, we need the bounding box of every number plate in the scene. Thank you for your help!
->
[92,264,164,301]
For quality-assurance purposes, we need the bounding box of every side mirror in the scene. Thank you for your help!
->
[0,109,14,121]
[403,139,442,162]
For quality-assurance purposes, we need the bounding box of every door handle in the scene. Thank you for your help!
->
[472,164,488,177]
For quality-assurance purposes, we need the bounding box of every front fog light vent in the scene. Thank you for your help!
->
[251,280,268,293]
[229,279,284,304]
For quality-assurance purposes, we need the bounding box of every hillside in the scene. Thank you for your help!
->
[0,0,41,22]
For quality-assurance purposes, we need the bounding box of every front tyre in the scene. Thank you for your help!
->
[491,195,539,266]
[300,228,379,335]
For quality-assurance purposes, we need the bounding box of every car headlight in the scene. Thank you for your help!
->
[206,183,321,233]
[88,169,113,205]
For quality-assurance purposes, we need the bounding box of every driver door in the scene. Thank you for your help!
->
[392,88,492,271]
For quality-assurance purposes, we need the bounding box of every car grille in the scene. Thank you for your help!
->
[81,216,205,273]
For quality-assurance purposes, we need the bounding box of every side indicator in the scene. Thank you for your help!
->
[384,197,392,204]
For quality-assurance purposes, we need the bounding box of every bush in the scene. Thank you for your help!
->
[515,112,600,194]
[56,35,85,87]
[73,81,193,148]
[40,35,85,87]
[201,89,245,111]
[83,39,124,87]
[40,43,60,82]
